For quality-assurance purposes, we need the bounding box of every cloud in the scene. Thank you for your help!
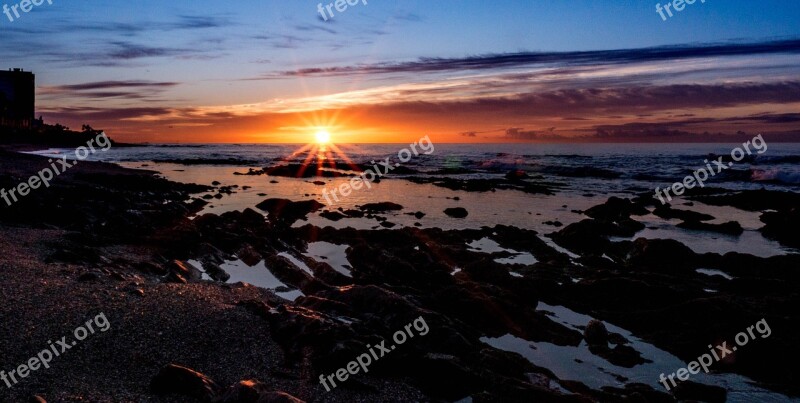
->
[44,81,179,92]
[106,41,186,60]
[39,81,181,101]
[505,128,538,140]
[266,38,800,78]
[172,15,230,30]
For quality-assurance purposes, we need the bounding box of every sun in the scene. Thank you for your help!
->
[315,130,331,144]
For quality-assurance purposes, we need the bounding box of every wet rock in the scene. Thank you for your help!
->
[264,163,353,178]
[672,380,727,403]
[236,244,263,267]
[582,321,649,368]
[583,320,609,347]
[320,211,347,221]
[359,202,403,212]
[760,207,800,248]
[150,364,221,402]
[653,205,714,222]
[676,220,743,235]
[234,168,264,176]
[585,197,649,221]
[200,261,231,282]
[264,254,332,294]
[168,260,202,281]
[550,218,643,255]
[444,207,469,218]
[197,243,229,265]
[166,272,188,284]
[268,305,360,370]
[343,209,365,218]
[626,238,699,271]
[255,198,324,223]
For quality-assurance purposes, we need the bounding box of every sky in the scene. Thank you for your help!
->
[1,0,800,143]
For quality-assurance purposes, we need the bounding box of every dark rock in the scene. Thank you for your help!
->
[677,220,743,236]
[585,197,649,221]
[312,181,325,186]
[200,261,231,282]
[550,218,643,255]
[626,238,699,271]
[236,244,263,267]
[166,272,188,284]
[29,395,46,403]
[672,380,727,403]
[150,364,221,402]
[444,207,469,218]
[234,168,264,176]
[320,211,347,221]
[264,163,353,178]
[584,320,609,347]
[359,202,403,212]
[653,205,714,222]
[256,199,324,223]
[168,260,202,281]
[343,209,365,218]
[760,207,800,248]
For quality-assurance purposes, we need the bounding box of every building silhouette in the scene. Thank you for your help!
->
[0,68,35,130]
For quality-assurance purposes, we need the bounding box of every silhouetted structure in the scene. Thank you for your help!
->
[0,68,35,130]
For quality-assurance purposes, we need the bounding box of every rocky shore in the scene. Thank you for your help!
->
[0,147,797,402]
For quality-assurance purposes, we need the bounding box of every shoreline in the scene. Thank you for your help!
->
[0,148,798,402]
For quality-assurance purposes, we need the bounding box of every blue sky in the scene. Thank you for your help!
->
[1,0,799,142]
